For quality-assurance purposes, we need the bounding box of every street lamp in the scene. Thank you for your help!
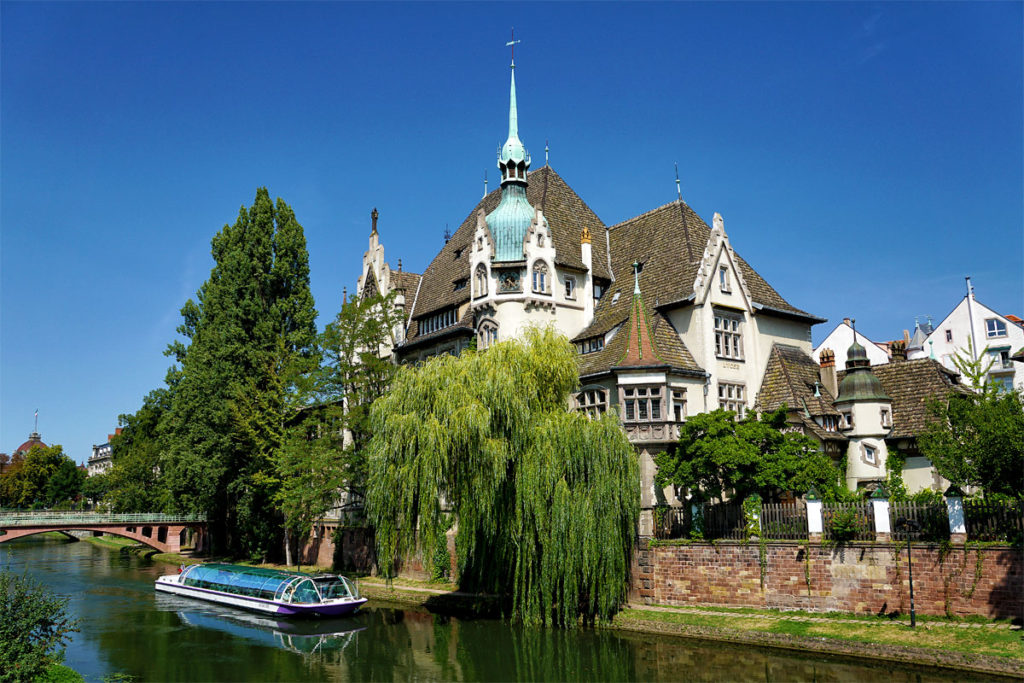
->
[895,517,920,627]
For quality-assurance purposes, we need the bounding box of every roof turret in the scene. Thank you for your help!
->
[486,41,535,262]
[835,339,889,404]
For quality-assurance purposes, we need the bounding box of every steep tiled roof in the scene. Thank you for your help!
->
[573,201,814,341]
[756,344,841,417]
[578,310,702,379]
[846,359,970,439]
[407,166,610,330]
[390,270,421,321]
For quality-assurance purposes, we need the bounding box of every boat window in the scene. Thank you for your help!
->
[313,576,352,600]
[290,579,321,604]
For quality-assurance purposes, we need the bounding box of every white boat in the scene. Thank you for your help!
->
[155,563,367,617]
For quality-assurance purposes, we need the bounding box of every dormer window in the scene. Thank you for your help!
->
[577,336,604,354]
[454,247,464,259]
[420,308,458,335]
[880,409,892,428]
[453,278,468,292]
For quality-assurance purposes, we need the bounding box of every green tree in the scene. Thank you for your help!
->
[918,389,1024,496]
[0,445,72,509]
[80,473,110,508]
[43,459,84,508]
[949,338,996,393]
[366,326,639,627]
[162,188,318,558]
[655,407,843,503]
[0,570,79,683]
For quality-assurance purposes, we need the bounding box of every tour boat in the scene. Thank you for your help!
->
[155,563,367,617]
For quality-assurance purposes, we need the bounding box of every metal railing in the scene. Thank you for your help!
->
[0,512,205,526]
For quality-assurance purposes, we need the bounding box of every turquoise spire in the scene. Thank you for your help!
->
[487,45,535,262]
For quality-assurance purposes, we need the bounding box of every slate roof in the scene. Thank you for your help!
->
[572,201,815,341]
[756,344,841,417]
[578,308,702,379]
[844,359,970,439]
[406,166,610,338]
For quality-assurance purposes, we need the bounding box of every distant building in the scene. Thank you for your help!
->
[15,431,46,456]
[912,279,1024,393]
[88,428,122,477]
[813,318,890,369]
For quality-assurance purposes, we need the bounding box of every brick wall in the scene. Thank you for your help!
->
[633,540,1023,620]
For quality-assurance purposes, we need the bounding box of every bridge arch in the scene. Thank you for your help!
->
[0,523,205,555]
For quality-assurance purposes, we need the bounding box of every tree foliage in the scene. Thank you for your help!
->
[918,389,1024,496]
[0,445,81,509]
[366,327,639,627]
[655,407,843,503]
[161,188,318,557]
[106,388,171,513]
[0,570,79,683]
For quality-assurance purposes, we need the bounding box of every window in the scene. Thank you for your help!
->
[478,321,498,349]
[594,283,605,300]
[672,390,686,422]
[474,265,488,298]
[565,277,576,299]
[532,261,549,293]
[986,318,1007,338]
[714,313,743,360]
[992,374,1015,393]
[420,308,458,335]
[987,348,1011,370]
[576,389,608,419]
[864,444,877,465]
[719,266,731,293]
[821,415,838,432]
[945,329,953,343]
[841,411,853,429]
[717,382,745,418]
[611,291,621,304]
[537,233,545,247]
[454,247,464,259]
[453,278,468,292]
[577,337,604,354]
[880,409,891,428]
[622,386,663,423]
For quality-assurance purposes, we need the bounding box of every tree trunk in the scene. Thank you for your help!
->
[284,528,293,567]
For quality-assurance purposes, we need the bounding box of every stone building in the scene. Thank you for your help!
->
[354,56,829,531]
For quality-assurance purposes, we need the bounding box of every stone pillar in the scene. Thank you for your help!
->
[945,486,967,544]
[871,486,891,542]
[805,487,823,543]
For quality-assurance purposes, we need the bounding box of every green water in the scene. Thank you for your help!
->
[0,536,986,681]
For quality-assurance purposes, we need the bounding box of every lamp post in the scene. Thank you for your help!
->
[895,517,920,627]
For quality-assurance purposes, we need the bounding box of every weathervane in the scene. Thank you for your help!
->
[675,163,682,201]
[506,28,521,66]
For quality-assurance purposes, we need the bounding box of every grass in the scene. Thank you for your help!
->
[39,663,84,682]
[639,602,1019,627]
[616,607,1024,661]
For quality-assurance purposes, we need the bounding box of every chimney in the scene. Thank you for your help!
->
[843,317,851,327]
[890,340,907,362]
[819,348,838,398]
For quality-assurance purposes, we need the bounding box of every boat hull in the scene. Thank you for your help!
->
[155,575,367,617]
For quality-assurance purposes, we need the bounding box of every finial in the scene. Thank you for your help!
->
[713,212,724,233]
[444,224,451,243]
[506,27,520,67]
[484,171,488,197]
[371,207,379,234]
[674,163,682,201]
[581,226,592,245]
[34,408,38,434]
[398,258,402,272]
[929,340,935,359]
[343,286,348,303]
[545,139,549,165]
[851,318,857,341]
[633,261,641,296]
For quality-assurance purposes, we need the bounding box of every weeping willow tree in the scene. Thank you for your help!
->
[366,326,639,627]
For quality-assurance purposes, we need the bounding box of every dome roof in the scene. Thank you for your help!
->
[486,184,535,262]
[15,432,46,454]
[836,340,889,404]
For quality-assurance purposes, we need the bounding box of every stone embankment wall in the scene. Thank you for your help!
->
[632,540,1023,620]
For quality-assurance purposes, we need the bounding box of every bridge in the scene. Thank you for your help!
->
[0,512,208,554]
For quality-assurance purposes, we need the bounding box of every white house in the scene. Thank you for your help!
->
[912,279,1024,392]
[813,318,890,369]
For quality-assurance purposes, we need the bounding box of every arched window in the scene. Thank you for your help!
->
[532,261,549,294]
[478,320,499,349]
[475,264,488,298]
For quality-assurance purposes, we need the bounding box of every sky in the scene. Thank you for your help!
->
[2,2,1021,463]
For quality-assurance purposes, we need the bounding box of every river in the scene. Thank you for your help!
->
[0,535,985,681]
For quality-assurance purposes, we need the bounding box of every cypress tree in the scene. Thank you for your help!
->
[163,188,317,557]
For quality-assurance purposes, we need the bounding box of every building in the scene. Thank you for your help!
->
[910,279,1024,393]
[757,339,971,493]
[355,55,830,531]
[813,318,890,369]
[88,428,122,476]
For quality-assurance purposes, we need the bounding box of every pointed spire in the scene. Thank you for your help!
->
[508,61,519,141]
[483,171,488,198]
[633,261,641,295]
[545,139,549,165]
[675,163,682,201]
[616,263,662,367]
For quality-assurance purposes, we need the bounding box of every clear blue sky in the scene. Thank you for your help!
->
[2,2,1021,463]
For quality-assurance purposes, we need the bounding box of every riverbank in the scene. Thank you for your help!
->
[355,577,1024,679]
[77,537,1023,677]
